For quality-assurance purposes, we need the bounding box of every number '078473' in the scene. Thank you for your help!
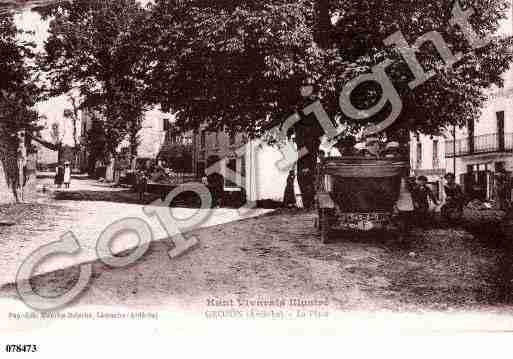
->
[5,345,38,353]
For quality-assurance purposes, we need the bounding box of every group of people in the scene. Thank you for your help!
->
[410,173,466,226]
[54,161,72,188]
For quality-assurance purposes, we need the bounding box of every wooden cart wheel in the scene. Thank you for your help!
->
[319,208,329,244]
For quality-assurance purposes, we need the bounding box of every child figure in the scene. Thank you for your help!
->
[441,172,465,222]
[412,175,439,226]
[63,161,71,189]
[136,169,148,203]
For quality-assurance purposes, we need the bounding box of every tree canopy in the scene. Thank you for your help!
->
[146,0,513,139]
[39,0,152,156]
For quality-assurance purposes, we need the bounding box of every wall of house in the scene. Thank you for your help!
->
[450,56,513,138]
[410,134,445,173]
[193,128,247,176]
[410,133,447,201]
[136,109,168,159]
[244,141,289,202]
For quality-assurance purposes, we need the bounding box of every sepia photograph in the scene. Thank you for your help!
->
[1,0,513,355]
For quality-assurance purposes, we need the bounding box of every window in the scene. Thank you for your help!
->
[416,142,422,169]
[229,132,236,146]
[432,140,439,169]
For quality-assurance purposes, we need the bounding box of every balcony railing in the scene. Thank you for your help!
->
[445,132,513,157]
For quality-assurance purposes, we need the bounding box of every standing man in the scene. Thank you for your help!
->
[209,172,224,208]
[495,167,511,210]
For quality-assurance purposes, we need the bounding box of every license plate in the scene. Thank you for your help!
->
[337,212,391,231]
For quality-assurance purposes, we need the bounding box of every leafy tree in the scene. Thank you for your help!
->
[39,0,151,176]
[0,14,40,203]
[147,0,512,208]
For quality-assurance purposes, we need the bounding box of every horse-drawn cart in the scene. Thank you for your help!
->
[316,155,412,243]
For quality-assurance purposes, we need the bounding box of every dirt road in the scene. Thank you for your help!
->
[2,206,512,314]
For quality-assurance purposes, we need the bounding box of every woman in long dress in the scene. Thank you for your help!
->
[63,162,71,188]
[283,170,296,208]
[55,163,64,188]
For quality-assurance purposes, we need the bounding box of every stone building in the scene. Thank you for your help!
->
[188,126,291,202]
[410,9,513,202]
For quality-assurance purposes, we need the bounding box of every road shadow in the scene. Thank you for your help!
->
[462,213,513,305]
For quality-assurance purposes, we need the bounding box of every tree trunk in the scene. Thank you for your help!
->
[16,131,26,202]
[130,140,138,171]
[0,133,38,204]
[29,134,61,152]
[0,159,16,204]
[22,152,38,202]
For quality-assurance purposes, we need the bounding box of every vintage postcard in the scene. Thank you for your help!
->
[1,0,513,355]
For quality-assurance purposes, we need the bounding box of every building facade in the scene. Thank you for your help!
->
[158,126,194,173]
[445,86,513,200]
[192,127,247,186]
[411,70,513,202]
[410,133,447,200]
[188,125,291,202]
